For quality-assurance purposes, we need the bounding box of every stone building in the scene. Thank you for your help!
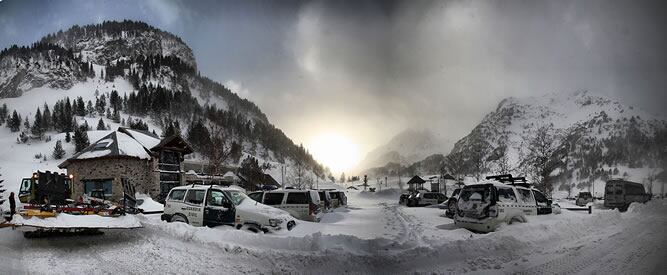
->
[58,127,193,202]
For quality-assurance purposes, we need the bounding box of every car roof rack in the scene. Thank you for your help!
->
[485,174,532,188]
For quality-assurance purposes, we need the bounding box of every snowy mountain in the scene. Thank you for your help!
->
[0,20,328,195]
[40,21,196,69]
[357,129,450,173]
[446,91,667,195]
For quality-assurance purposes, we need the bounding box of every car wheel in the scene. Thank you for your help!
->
[170,214,188,224]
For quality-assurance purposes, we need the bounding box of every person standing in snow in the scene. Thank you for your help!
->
[8,192,16,221]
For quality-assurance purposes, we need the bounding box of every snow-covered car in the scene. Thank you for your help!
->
[407,191,446,207]
[329,191,347,207]
[575,192,593,206]
[454,182,541,232]
[444,188,462,218]
[248,190,322,222]
[161,185,296,232]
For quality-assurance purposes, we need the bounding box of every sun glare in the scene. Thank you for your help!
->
[308,133,361,175]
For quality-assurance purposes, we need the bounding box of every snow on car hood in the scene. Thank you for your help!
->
[236,198,293,220]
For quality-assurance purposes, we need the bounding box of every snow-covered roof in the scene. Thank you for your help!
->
[59,127,161,168]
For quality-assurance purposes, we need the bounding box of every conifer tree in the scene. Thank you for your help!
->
[52,140,65,159]
[31,108,43,137]
[96,118,105,130]
[7,110,21,132]
[65,131,71,143]
[73,126,90,153]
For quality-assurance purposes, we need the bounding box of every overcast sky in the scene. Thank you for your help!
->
[1,0,665,159]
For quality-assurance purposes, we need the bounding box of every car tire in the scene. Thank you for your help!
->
[170,214,188,224]
[243,223,262,233]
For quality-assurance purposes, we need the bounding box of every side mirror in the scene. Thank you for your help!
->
[547,199,553,205]
[222,200,233,209]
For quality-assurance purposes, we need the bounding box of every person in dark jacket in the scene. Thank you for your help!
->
[4,192,15,222]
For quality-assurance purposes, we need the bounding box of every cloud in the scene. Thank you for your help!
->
[224,80,251,100]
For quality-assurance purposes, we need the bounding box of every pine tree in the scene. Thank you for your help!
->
[7,110,21,132]
[112,108,121,123]
[73,126,90,153]
[52,140,65,159]
[23,114,30,131]
[76,97,85,116]
[42,103,51,131]
[31,108,43,137]
[65,131,71,143]
[86,100,95,117]
[96,118,105,130]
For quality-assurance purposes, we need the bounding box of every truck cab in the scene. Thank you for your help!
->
[18,171,72,204]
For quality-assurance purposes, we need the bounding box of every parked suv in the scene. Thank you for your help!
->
[454,182,541,232]
[408,191,446,207]
[248,190,322,222]
[575,192,594,206]
[604,179,651,212]
[162,185,296,232]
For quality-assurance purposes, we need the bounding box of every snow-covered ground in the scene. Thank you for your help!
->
[1,189,665,274]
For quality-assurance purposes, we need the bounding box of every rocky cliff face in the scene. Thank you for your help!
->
[40,20,196,69]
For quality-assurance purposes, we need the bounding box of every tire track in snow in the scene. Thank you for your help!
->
[379,202,426,248]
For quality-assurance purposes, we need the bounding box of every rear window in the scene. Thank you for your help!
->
[185,189,205,205]
[168,189,186,201]
[286,192,309,204]
[460,186,493,202]
[264,193,285,205]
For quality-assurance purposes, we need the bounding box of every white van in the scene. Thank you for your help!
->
[248,190,322,222]
[161,185,296,232]
[454,182,540,232]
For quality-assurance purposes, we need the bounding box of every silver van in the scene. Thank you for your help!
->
[248,190,322,222]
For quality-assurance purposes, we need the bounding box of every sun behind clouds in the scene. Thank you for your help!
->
[308,133,361,175]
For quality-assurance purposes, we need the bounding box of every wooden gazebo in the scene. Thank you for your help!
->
[406,175,426,191]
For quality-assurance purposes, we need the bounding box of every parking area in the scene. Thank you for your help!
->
[1,190,666,274]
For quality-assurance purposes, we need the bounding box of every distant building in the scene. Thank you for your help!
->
[58,127,193,202]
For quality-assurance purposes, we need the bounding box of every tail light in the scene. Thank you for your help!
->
[309,202,319,216]
[487,205,498,217]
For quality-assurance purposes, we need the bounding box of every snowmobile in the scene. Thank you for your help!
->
[2,171,143,238]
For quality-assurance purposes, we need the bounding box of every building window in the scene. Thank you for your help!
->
[83,180,113,197]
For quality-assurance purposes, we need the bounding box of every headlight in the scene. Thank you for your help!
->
[269,219,284,227]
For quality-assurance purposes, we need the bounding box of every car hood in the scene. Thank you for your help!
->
[236,199,292,220]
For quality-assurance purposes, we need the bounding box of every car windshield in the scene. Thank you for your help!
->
[224,190,248,206]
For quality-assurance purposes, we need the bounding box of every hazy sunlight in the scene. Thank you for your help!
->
[308,133,361,175]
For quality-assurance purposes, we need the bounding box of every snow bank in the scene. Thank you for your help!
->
[136,194,164,212]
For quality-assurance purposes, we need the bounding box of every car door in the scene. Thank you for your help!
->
[203,189,236,227]
[532,190,551,215]
[183,189,206,226]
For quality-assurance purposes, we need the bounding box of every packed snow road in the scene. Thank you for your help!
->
[1,191,665,274]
